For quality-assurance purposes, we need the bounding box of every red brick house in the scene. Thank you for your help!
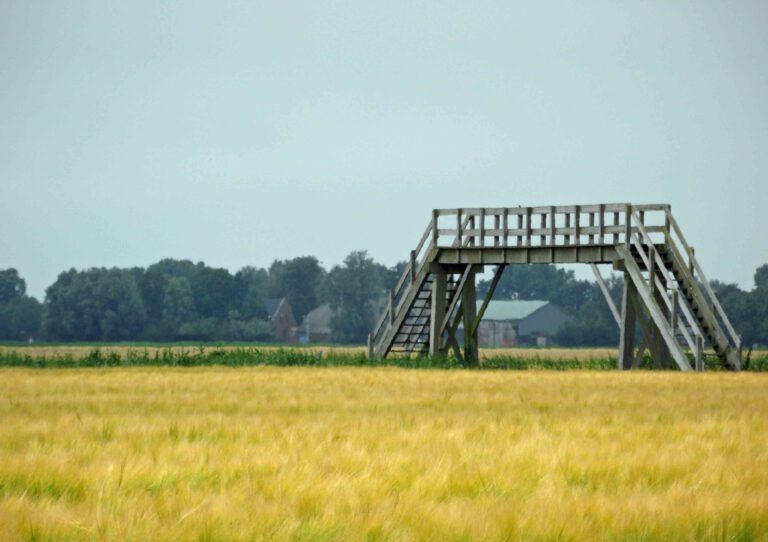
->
[263,297,298,343]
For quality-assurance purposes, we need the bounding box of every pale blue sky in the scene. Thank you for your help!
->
[1,1,766,299]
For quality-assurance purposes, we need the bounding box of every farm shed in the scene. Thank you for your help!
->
[300,303,333,343]
[468,300,570,347]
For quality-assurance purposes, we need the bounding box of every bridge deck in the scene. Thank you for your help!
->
[434,244,622,266]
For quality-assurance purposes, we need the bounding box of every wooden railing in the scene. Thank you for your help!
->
[663,209,742,355]
[628,210,702,360]
[431,203,668,249]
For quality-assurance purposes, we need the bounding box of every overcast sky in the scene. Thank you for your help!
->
[1,1,766,299]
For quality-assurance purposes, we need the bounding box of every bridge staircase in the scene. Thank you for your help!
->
[369,204,742,371]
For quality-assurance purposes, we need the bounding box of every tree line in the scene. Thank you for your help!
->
[0,252,399,344]
[1,258,766,347]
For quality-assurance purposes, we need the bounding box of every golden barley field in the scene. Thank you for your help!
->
[1,367,767,541]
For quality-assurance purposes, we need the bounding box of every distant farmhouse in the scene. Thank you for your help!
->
[300,303,334,343]
[463,300,570,347]
[263,297,298,343]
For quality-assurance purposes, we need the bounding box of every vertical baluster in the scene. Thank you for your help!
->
[598,204,605,244]
[432,209,439,246]
[575,205,581,247]
[550,206,556,246]
[503,209,509,247]
[526,208,532,247]
[480,208,486,248]
[456,208,463,248]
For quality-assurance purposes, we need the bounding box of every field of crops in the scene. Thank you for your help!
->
[1,367,767,540]
[1,344,766,371]
[0,344,616,360]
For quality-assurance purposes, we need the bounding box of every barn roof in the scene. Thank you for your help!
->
[478,300,549,321]
[263,298,284,319]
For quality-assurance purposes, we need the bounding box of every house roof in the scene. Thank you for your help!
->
[478,300,549,321]
[263,298,284,319]
[303,303,333,334]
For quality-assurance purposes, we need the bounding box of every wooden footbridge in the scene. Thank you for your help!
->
[369,204,742,371]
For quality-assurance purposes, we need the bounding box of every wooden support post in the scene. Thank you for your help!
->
[647,312,671,369]
[630,300,665,369]
[429,266,447,357]
[564,213,571,245]
[410,250,416,284]
[494,213,500,247]
[591,264,620,326]
[462,266,479,367]
[671,289,679,335]
[632,335,648,369]
[588,212,595,244]
[388,290,394,326]
[471,265,506,338]
[540,212,547,246]
[517,213,523,247]
[696,335,704,372]
[613,211,619,244]
[624,204,632,247]
[367,333,373,359]
[618,272,637,370]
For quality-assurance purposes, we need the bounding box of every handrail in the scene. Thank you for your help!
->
[665,210,741,350]
[431,204,669,249]
[629,212,700,353]
[372,221,434,348]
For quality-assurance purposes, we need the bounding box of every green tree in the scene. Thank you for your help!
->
[139,259,200,322]
[190,266,235,319]
[234,266,269,320]
[161,277,195,324]
[43,268,146,341]
[265,257,325,322]
[0,292,42,342]
[323,251,388,344]
[0,269,26,304]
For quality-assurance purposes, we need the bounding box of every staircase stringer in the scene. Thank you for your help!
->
[663,240,739,369]
[617,245,693,371]
[373,246,440,357]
